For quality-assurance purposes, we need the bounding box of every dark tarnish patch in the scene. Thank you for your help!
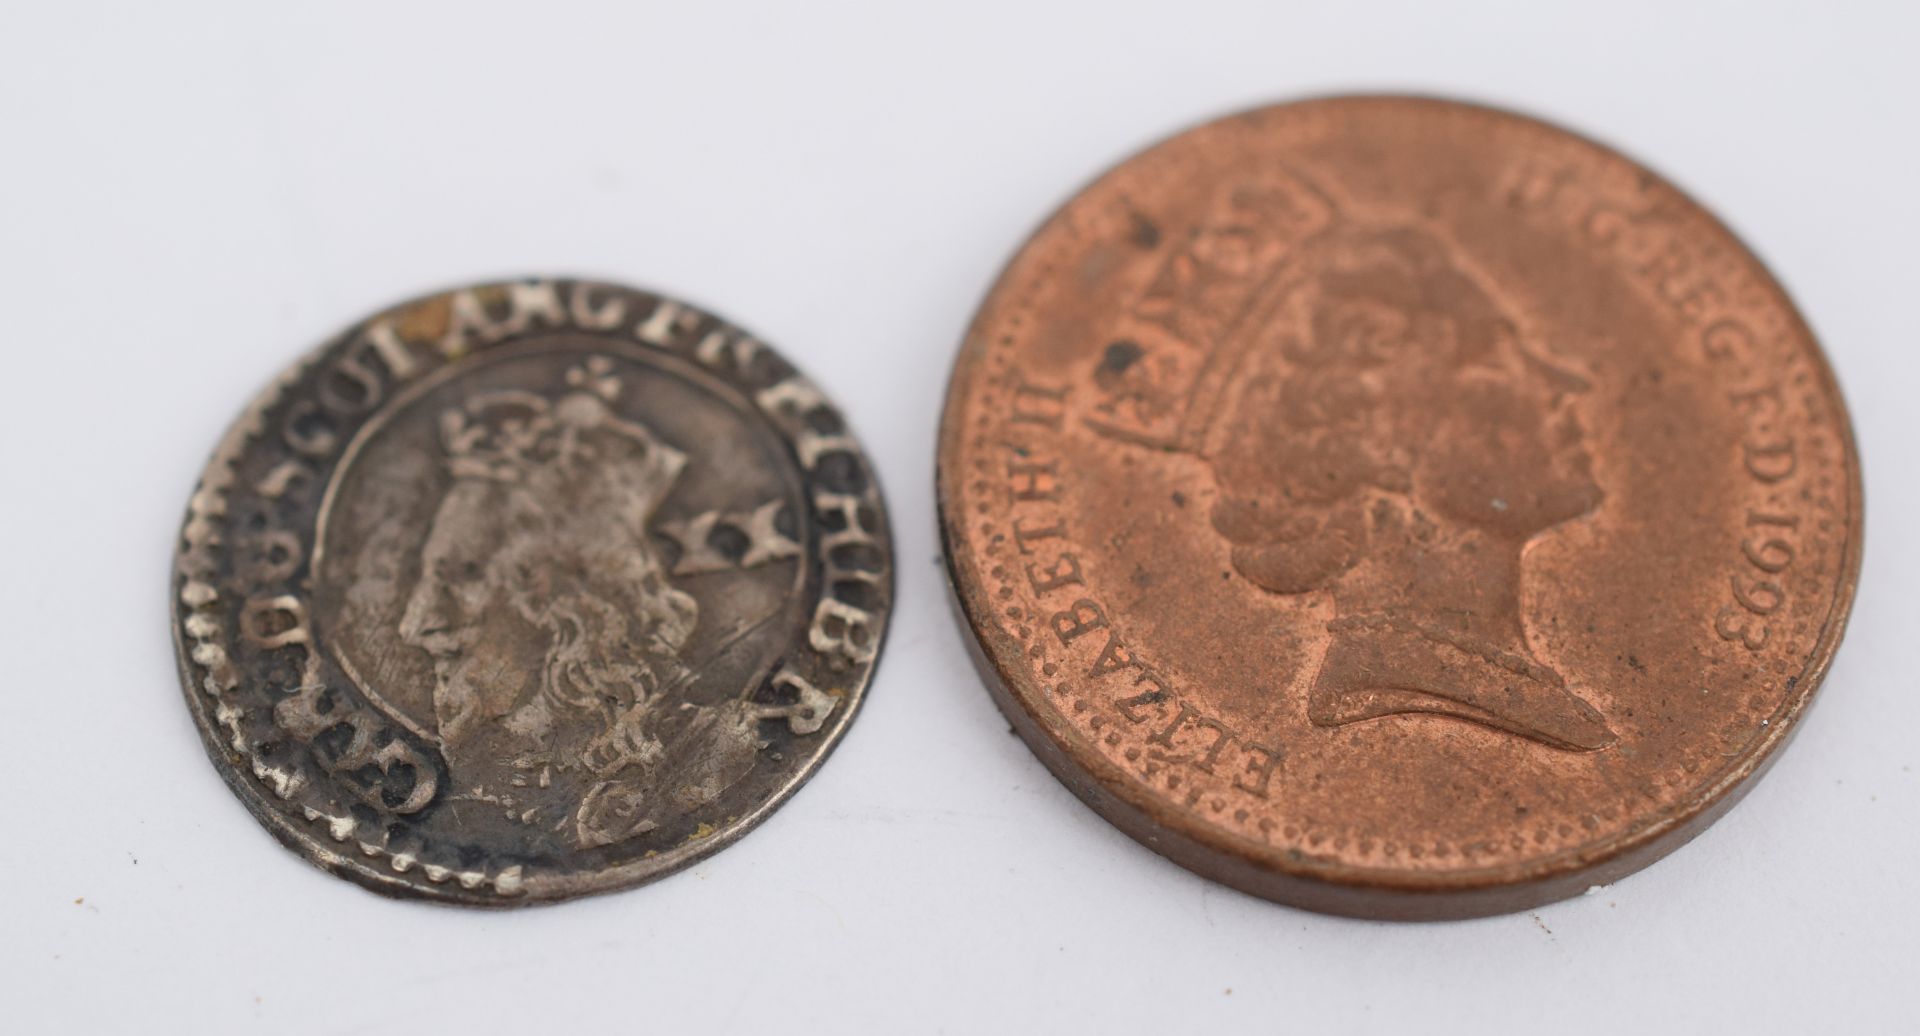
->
[1129,212,1161,249]
[1097,340,1144,386]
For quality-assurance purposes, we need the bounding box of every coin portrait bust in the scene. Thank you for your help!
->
[398,360,765,848]
[1200,224,1614,750]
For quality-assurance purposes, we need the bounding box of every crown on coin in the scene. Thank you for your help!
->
[1084,166,1337,455]
[438,358,687,525]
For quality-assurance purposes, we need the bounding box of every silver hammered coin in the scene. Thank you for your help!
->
[172,279,893,905]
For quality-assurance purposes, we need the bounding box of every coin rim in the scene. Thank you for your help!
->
[173,277,895,906]
[935,94,1864,920]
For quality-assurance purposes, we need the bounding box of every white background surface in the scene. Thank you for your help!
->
[2,2,1915,1032]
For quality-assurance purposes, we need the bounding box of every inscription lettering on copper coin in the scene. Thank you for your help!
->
[939,96,1860,919]
[174,279,892,904]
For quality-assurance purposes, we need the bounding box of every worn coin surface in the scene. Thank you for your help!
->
[175,279,891,905]
[939,96,1861,919]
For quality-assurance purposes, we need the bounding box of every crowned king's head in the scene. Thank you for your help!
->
[438,357,687,532]
[400,354,698,782]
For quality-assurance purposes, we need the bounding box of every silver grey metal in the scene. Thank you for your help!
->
[173,278,892,905]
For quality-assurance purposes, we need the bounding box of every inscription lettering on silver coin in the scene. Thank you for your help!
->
[174,280,892,904]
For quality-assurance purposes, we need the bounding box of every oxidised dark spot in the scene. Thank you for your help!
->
[1130,213,1161,249]
[1098,340,1144,384]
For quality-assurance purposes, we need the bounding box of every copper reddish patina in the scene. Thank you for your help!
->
[938,96,1861,919]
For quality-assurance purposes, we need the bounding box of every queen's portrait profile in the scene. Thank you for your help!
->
[1090,180,1615,752]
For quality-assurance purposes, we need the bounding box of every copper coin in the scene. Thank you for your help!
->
[938,96,1861,919]
[174,279,892,904]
